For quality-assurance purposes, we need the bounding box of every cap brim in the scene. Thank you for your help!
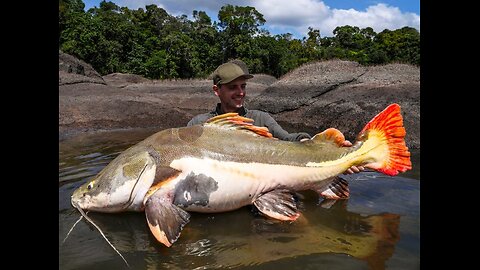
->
[221,74,254,84]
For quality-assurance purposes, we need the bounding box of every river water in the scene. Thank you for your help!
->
[59,128,420,270]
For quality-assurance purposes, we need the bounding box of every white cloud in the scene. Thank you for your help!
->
[253,0,329,27]
[106,1,420,38]
[321,4,420,36]
[253,1,419,37]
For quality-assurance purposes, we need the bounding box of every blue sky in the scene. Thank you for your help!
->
[83,0,419,39]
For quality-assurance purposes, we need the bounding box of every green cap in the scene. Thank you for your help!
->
[212,59,254,85]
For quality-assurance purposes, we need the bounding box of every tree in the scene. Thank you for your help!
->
[332,25,376,51]
[374,27,420,65]
[59,0,86,42]
[303,27,321,60]
[217,4,266,60]
[161,32,195,78]
[59,2,420,79]
[144,50,172,79]
[190,10,223,77]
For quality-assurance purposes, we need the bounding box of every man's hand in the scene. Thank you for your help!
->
[342,140,365,175]
[297,133,312,142]
[344,165,365,174]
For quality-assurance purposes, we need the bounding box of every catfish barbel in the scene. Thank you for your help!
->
[71,103,411,250]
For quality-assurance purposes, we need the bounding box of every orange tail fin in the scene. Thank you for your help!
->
[359,104,412,176]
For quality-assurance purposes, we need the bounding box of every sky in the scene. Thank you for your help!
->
[83,0,420,39]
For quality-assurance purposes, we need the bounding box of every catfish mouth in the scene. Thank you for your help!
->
[65,153,155,267]
[70,162,150,213]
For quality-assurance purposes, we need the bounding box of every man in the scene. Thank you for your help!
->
[188,59,363,174]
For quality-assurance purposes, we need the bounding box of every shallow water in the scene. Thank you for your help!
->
[59,129,420,270]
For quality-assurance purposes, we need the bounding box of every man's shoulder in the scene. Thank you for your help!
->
[188,112,215,126]
[246,109,273,120]
[246,109,270,116]
[191,112,214,120]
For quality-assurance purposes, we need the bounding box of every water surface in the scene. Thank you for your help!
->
[59,128,420,270]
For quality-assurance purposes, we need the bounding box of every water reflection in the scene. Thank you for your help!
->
[184,199,401,270]
[60,200,401,269]
[59,129,419,270]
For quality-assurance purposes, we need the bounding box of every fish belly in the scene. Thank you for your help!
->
[169,157,343,213]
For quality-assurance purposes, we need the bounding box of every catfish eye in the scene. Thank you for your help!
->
[87,183,93,190]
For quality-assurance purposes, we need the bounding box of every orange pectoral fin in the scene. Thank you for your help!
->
[147,223,172,247]
[145,195,190,247]
[143,168,181,205]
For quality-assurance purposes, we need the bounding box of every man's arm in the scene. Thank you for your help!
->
[254,111,311,142]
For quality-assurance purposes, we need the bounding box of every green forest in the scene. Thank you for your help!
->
[59,0,420,80]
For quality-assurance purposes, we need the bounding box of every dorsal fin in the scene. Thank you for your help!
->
[310,128,346,146]
[205,113,273,138]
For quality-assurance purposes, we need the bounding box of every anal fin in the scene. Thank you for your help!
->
[317,176,350,200]
[253,189,300,221]
[319,199,338,209]
[145,195,190,247]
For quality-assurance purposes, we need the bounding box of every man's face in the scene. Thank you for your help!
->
[214,77,247,113]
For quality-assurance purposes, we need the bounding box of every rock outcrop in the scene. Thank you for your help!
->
[59,51,106,85]
[59,53,420,149]
[248,60,420,148]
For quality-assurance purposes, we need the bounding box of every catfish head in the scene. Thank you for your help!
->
[71,147,158,213]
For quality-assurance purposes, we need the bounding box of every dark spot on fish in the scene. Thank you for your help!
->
[173,172,218,207]
[178,125,204,143]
